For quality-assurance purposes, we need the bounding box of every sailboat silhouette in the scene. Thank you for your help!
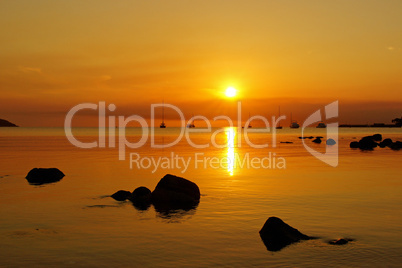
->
[160,100,166,128]
[276,106,283,129]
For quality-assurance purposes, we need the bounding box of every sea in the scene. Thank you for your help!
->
[0,127,401,267]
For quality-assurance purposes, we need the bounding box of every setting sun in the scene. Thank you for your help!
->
[225,87,237,98]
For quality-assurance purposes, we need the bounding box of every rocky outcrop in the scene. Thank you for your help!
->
[0,119,18,127]
[259,217,312,251]
[25,168,65,185]
[110,174,201,213]
[350,135,400,151]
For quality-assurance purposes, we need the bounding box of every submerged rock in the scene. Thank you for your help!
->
[259,217,312,252]
[111,190,132,201]
[328,238,354,245]
[25,168,65,185]
[152,174,200,210]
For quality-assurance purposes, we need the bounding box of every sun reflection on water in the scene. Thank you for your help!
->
[226,127,236,176]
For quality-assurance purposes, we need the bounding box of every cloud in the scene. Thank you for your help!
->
[99,75,112,81]
[18,66,42,74]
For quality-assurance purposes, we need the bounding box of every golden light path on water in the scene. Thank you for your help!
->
[226,127,236,176]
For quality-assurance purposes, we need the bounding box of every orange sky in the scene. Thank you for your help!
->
[0,0,401,126]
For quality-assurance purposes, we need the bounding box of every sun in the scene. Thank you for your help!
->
[225,87,237,98]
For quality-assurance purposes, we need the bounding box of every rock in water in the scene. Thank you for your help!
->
[328,238,354,245]
[312,137,322,144]
[0,119,18,127]
[259,217,311,251]
[326,138,336,145]
[358,137,377,150]
[152,174,200,210]
[350,141,360,148]
[111,190,132,201]
[372,134,382,141]
[379,138,393,148]
[131,186,152,210]
[26,168,65,185]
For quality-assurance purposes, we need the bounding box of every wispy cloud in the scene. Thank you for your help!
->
[18,66,42,74]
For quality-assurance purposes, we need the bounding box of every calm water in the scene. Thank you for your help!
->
[0,127,401,267]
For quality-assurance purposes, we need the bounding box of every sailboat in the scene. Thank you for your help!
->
[276,106,283,129]
[289,112,300,128]
[160,100,166,128]
[187,114,195,128]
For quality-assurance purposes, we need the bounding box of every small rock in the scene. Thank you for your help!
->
[131,186,152,210]
[379,138,393,148]
[26,168,65,185]
[372,134,382,141]
[326,139,336,145]
[389,141,401,150]
[328,238,354,245]
[350,141,360,148]
[358,136,378,150]
[111,190,132,201]
[259,217,312,252]
[312,137,322,144]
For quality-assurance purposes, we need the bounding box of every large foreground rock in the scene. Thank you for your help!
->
[152,174,200,210]
[26,168,65,185]
[259,217,312,251]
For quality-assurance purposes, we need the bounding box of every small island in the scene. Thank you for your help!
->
[0,119,18,127]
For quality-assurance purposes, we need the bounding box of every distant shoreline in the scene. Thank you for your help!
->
[339,124,401,128]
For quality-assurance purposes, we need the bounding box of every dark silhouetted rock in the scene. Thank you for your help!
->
[372,134,382,141]
[152,174,200,210]
[111,190,132,201]
[259,217,312,251]
[350,141,360,148]
[280,141,293,144]
[379,138,393,148]
[328,238,354,245]
[389,141,401,150]
[298,136,314,139]
[316,136,324,139]
[358,136,378,150]
[0,119,18,127]
[25,168,65,185]
[326,138,336,145]
[131,186,152,210]
[312,137,322,144]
